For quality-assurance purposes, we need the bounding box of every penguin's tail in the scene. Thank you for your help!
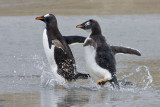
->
[109,75,120,90]
[74,73,90,80]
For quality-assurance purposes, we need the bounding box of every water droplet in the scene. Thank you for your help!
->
[13,70,16,73]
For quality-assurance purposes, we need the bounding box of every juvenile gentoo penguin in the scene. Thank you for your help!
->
[76,19,136,89]
[35,14,89,84]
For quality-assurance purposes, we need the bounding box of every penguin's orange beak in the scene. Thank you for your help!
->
[35,17,44,20]
[76,25,84,28]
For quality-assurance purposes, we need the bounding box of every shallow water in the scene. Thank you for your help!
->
[0,15,160,107]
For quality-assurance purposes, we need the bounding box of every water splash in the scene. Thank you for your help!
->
[31,54,47,72]
[121,66,152,90]
[41,70,101,90]
[136,66,152,90]
[32,52,153,91]
[65,78,102,91]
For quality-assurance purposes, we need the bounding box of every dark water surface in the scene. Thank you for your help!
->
[0,15,160,107]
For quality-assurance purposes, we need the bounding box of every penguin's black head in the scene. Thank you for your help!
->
[36,14,57,24]
[77,19,101,34]
[76,19,98,30]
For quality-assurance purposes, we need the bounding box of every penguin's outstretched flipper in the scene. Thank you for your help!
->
[64,36,141,56]
[111,46,141,56]
[52,39,66,52]
[63,36,86,45]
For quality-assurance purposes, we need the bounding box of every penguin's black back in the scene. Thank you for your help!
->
[54,37,76,80]
[93,35,116,75]
[91,32,119,89]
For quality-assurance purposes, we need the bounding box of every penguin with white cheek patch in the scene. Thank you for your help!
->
[35,14,90,85]
[77,19,120,89]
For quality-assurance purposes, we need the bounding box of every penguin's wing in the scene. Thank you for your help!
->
[111,46,141,56]
[52,39,66,52]
[63,36,86,45]
[83,38,97,48]
[48,38,53,49]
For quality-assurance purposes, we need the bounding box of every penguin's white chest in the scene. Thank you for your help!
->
[42,29,65,84]
[43,29,56,69]
[84,38,112,82]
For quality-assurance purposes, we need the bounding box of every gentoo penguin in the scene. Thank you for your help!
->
[76,19,136,89]
[35,14,89,84]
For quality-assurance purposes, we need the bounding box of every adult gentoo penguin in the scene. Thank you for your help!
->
[35,14,89,85]
[76,19,139,89]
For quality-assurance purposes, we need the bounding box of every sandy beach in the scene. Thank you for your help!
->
[1,0,160,16]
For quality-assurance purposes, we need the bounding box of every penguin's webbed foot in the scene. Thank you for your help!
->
[96,78,108,86]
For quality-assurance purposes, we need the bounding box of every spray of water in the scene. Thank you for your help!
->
[32,54,153,91]
[136,66,153,90]
[120,65,153,91]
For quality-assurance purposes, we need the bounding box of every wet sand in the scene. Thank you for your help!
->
[1,0,160,16]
